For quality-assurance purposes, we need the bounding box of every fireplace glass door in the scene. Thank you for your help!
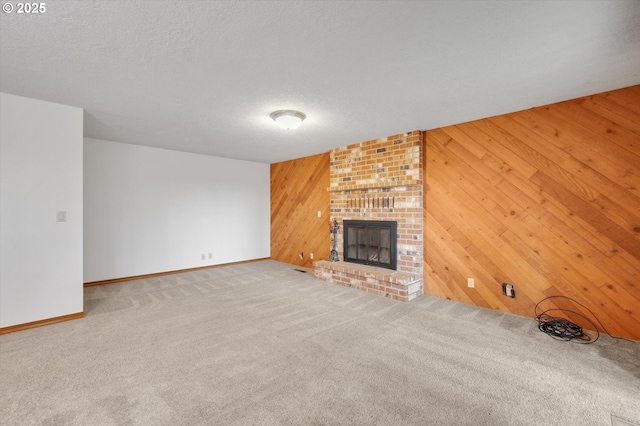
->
[343,220,397,270]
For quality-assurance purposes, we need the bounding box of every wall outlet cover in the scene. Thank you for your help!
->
[502,283,516,298]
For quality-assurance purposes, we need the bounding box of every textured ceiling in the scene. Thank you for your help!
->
[1,1,639,164]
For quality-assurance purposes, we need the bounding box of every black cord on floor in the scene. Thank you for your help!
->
[534,295,636,344]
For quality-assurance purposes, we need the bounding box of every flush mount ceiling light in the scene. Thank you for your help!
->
[270,110,306,130]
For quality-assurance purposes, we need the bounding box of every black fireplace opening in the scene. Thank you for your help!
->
[343,220,397,270]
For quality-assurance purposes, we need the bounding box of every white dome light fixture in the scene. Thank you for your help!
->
[270,110,306,130]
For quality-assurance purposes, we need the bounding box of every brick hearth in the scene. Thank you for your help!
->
[314,260,422,302]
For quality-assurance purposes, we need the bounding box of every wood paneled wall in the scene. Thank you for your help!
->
[270,153,331,268]
[423,86,640,340]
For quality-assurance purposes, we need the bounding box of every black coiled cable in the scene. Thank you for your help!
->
[536,313,592,343]
[534,295,634,344]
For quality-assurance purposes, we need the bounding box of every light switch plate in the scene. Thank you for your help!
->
[56,211,66,222]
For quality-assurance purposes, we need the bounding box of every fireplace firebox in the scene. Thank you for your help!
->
[343,220,397,270]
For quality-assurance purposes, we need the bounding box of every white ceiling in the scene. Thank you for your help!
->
[1,1,639,164]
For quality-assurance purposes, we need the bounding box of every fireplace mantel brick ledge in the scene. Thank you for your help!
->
[314,260,422,302]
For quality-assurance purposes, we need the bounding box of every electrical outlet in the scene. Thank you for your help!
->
[310,252,314,260]
[502,283,516,298]
[467,278,474,288]
[209,253,212,259]
[201,254,206,260]
[317,211,321,218]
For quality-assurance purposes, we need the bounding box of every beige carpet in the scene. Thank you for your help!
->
[1,260,638,425]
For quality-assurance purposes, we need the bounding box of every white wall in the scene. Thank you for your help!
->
[83,138,270,282]
[0,93,84,328]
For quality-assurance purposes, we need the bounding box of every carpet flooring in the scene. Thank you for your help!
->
[1,260,638,425]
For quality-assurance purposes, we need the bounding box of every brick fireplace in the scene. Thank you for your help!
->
[314,131,423,301]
